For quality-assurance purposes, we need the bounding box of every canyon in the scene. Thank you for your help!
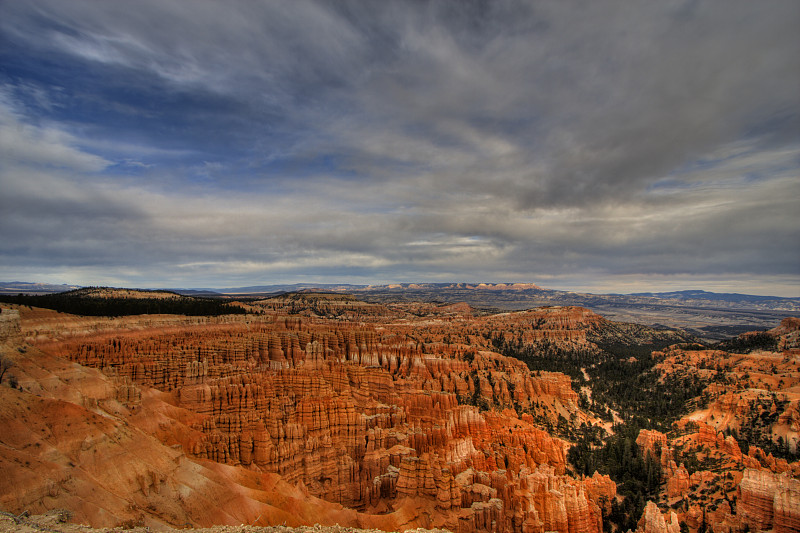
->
[0,291,798,532]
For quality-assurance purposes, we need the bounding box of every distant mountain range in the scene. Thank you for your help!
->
[334,284,800,339]
[629,289,800,305]
[0,281,81,294]
[3,281,798,340]
[169,283,800,340]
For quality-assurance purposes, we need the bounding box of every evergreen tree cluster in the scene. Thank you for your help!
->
[714,331,778,353]
[568,422,662,532]
[490,334,598,382]
[498,336,707,431]
[499,334,712,529]
[587,360,707,431]
[0,290,246,317]
[721,397,799,461]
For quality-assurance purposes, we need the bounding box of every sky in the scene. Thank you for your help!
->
[0,1,798,296]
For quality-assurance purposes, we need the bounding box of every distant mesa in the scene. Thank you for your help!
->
[0,281,81,295]
[69,287,184,299]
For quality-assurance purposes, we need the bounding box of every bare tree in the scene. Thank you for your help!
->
[0,355,14,384]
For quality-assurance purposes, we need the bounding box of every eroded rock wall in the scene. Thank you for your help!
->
[31,309,612,533]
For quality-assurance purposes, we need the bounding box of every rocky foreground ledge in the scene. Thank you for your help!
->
[1,512,450,533]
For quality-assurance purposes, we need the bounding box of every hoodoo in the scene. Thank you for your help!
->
[1,296,798,531]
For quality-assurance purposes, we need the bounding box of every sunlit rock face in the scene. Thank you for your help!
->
[738,469,800,533]
[636,501,680,533]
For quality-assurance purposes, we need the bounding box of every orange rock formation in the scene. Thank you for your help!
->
[636,319,800,532]
[2,304,615,532]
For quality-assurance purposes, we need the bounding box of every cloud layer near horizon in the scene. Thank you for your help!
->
[1,1,798,294]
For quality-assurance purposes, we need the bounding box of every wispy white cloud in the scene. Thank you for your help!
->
[0,91,110,172]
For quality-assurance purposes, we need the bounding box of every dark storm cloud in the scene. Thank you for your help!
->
[0,1,798,294]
